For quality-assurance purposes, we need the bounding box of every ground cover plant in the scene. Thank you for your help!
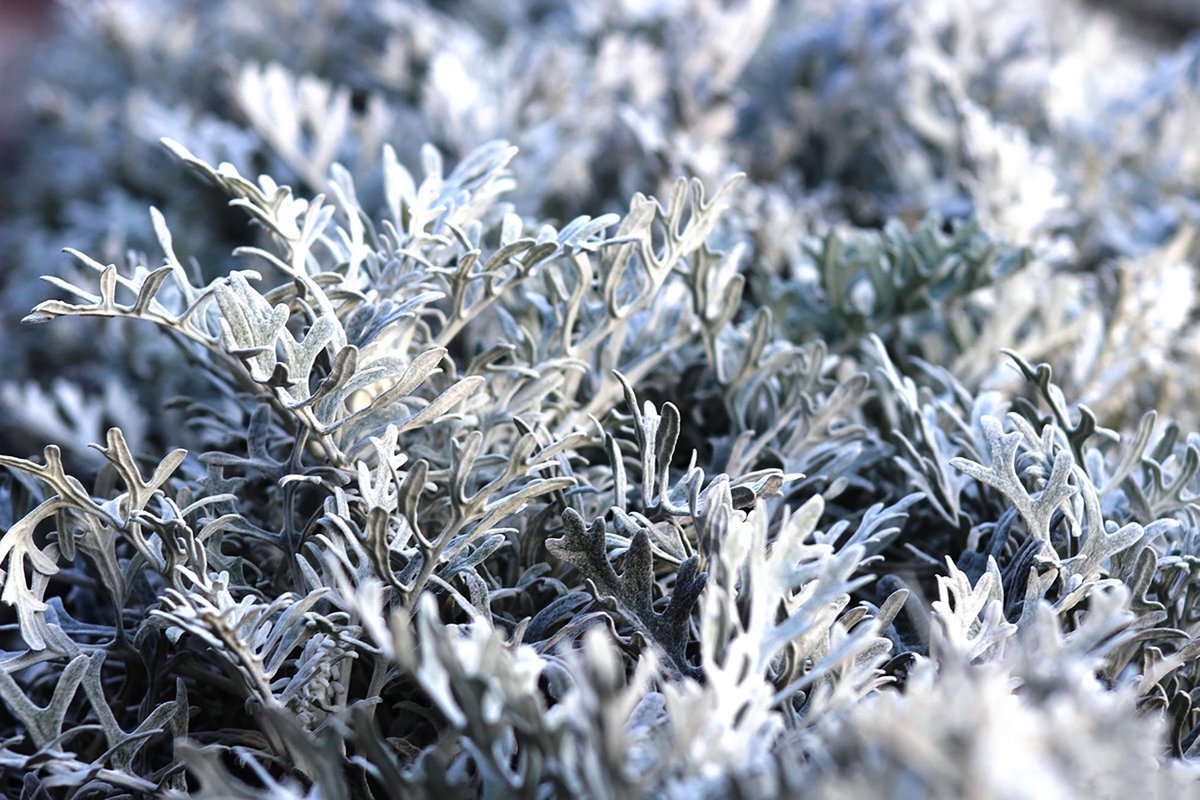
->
[5,0,1200,796]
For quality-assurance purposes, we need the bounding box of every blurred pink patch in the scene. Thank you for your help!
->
[0,0,53,144]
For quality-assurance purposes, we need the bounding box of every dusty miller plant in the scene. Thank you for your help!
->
[5,0,1200,798]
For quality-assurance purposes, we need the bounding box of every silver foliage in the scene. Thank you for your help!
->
[4,0,1200,797]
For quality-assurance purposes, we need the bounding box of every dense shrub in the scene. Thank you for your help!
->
[5,1,1200,796]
